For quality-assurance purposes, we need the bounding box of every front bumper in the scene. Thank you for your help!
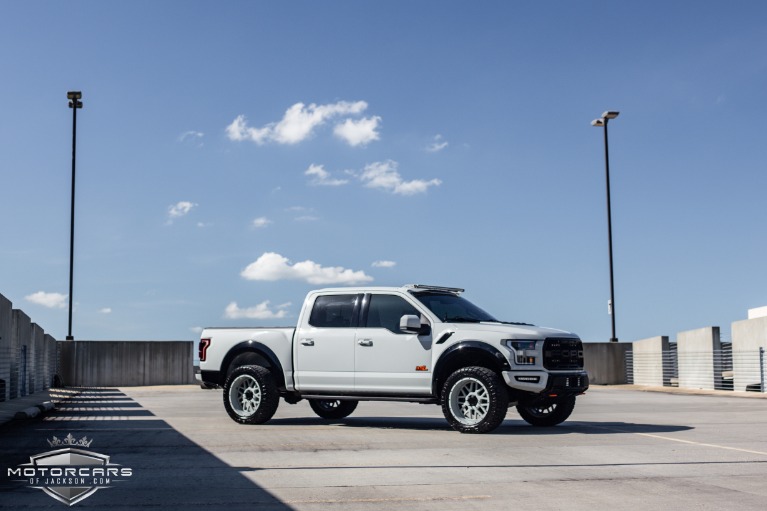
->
[502,370,589,395]
[544,372,589,395]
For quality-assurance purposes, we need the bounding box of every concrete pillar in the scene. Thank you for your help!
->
[11,309,31,398]
[732,316,767,391]
[0,293,12,402]
[631,336,670,386]
[43,334,57,389]
[30,323,45,394]
[677,326,721,390]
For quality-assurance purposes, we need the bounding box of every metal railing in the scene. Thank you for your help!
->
[0,340,59,402]
[626,344,766,392]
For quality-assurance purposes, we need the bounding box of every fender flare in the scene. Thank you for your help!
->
[432,340,511,395]
[221,340,287,391]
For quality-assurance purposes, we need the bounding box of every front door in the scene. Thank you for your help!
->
[355,294,433,394]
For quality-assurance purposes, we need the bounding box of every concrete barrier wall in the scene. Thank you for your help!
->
[0,292,58,402]
[677,326,721,390]
[632,336,670,386]
[732,316,767,391]
[59,341,196,387]
[583,342,630,384]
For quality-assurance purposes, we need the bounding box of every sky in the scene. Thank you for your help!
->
[1,1,766,343]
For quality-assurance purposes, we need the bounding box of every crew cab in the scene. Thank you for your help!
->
[198,285,588,433]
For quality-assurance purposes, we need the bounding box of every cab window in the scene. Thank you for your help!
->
[365,294,419,333]
[309,295,358,328]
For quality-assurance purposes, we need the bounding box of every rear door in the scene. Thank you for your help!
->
[294,293,361,392]
[354,293,433,394]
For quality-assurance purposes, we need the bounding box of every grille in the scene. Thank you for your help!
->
[543,338,584,370]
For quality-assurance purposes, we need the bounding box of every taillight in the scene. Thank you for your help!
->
[199,338,211,362]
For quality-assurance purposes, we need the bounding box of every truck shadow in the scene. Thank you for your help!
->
[0,388,295,510]
[267,416,693,435]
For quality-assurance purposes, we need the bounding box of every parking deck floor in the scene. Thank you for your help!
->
[2,385,767,510]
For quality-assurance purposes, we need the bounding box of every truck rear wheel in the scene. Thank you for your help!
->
[223,365,280,424]
[309,399,358,419]
[441,366,509,434]
[517,395,575,427]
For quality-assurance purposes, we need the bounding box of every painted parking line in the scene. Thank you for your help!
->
[586,424,767,457]
[285,495,492,504]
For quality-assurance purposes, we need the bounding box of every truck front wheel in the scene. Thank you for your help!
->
[441,366,509,434]
[517,395,576,427]
[223,365,280,424]
[309,399,358,420]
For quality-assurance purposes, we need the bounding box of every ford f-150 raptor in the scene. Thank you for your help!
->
[198,285,588,433]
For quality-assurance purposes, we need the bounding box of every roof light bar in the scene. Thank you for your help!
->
[407,284,465,294]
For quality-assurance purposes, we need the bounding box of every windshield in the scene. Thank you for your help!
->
[412,292,498,323]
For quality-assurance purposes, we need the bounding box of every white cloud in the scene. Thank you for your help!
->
[225,115,271,143]
[25,291,67,309]
[334,116,381,146]
[252,216,272,228]
[241,252,373,285]
[359,160,441,196]
[224,300,291,320]
[286,206,311,212]
[98,307,112,314]
[167,201,197,224]
[426,134,448,153]
[226,101,371,146]
[305,164,349,186]
[372,260,397,268]
[190,326,203,334]
[178,131,204,144]
[285,206,319,221]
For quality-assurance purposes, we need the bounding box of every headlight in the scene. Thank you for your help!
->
[504,339,538,365]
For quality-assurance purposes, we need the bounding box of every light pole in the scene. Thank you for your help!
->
[66,91,82,341]
[591,111,619,342]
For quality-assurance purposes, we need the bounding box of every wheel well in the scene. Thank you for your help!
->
[223,346,286,392]
[227,351,272,376]
[433,349,506,398]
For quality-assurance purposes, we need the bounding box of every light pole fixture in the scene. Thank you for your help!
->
[66,91,83,341]
[591,110,619,342]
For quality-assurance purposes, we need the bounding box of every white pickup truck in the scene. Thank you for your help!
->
[198,285,588,433]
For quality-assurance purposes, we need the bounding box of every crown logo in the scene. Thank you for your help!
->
[47,433,93,448]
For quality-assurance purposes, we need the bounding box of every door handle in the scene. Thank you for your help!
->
[301,339,315,346]
[358,339,373,346]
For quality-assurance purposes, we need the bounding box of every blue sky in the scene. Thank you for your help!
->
[1,1,766,343]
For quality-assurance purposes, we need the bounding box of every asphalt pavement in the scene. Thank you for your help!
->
[1,385,767,510]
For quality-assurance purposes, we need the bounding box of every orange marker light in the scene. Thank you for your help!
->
[415,365,428,372]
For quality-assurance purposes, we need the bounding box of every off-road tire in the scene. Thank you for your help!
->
[223,365,280,425]
[517,395,576,427]
[308,399,359,420]
[441,366,509,434]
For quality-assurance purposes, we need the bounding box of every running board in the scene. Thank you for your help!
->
[300,394,438,404]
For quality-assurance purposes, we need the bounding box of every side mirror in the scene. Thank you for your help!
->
[400,315,431,336]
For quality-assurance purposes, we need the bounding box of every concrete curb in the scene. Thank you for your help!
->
[1,389,80,426]
[601,384,767,399]
[12,401,56,420]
